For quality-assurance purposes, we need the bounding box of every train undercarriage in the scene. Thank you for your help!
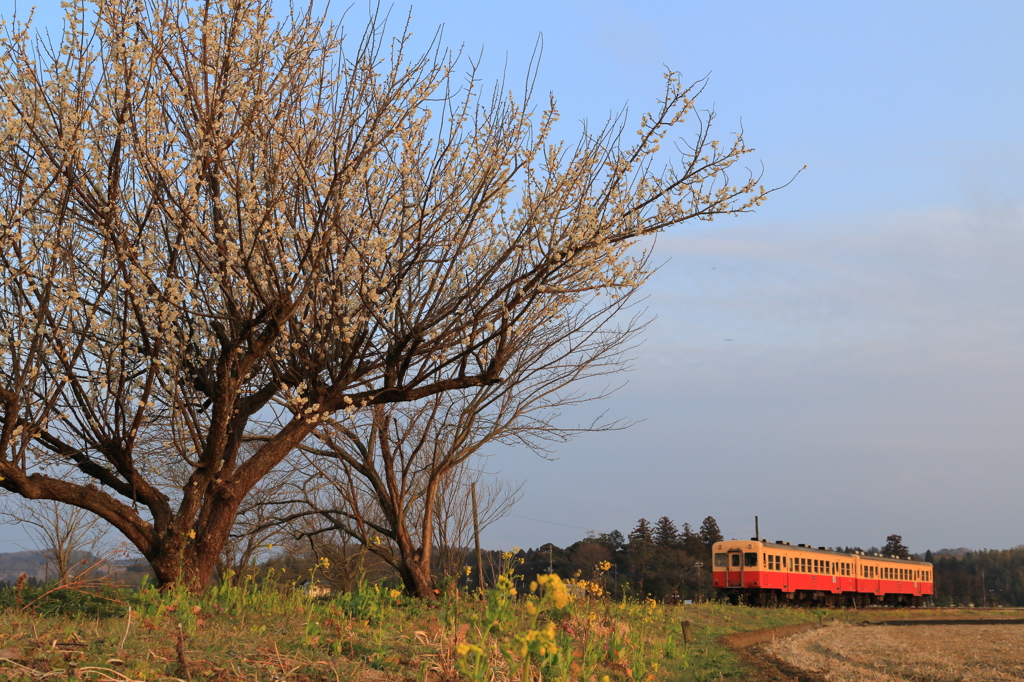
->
[717,588,935,608]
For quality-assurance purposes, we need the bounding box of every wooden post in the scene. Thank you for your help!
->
[681,620,693,644]
[472,482,485,591]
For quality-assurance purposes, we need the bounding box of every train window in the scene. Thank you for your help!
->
[714,553,727,567]
[826,561,831,574]
[731,554,740,567]
[783,556,787,568]
[744,552,758,567]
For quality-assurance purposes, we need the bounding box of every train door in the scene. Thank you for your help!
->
[726,549,743,588]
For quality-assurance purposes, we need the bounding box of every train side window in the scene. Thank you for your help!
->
[731,554,740,567]
[714,553,727,567]
[767,555,773,570]
[744,552,758,567]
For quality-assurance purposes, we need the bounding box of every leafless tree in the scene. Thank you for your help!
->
[0,0,781,590]
[265,291,644,598]
[431,461,522,585]
[0,491,108,583]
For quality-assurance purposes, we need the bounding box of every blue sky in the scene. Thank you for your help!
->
[398,0,1024,553]
[2,1,1022,555]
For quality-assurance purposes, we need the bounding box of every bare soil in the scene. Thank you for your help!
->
[764,622,1024,681]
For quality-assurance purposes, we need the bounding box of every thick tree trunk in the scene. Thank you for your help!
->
[397,554,437,599]
[147,492,245,592]
[391,515,437,599]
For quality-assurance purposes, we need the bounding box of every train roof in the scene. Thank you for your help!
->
[718,538,931,565]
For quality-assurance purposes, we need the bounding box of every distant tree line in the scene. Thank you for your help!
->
[925,547,1024,607]
[494,516,724,603]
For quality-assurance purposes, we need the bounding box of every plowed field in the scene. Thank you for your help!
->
[765,623,1024,681]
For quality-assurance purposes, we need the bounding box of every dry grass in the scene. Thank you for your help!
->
[766,622,1024,681]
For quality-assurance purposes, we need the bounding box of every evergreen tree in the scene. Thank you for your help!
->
[883,534,910,558]
[698,516,724,555]
[925,549,934,563]
[654,517,680,549]
[594,530,627,555]
[627,519,655,596]
[681,523,707,558]
[629,518,654,544]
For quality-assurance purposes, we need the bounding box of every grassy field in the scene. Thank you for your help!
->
[0,569,822,681]
[766,621,1024,681]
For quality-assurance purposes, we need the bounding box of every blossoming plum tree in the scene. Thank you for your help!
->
[0,0,779,590]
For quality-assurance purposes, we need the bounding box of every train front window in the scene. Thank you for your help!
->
[744,552,757,567]
[714,553,727,567]
[731,554,740,567]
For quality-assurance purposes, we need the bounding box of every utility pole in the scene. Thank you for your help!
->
[755,516,759,539]
[472,482,485,591]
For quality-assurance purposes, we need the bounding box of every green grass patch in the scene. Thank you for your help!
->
[0,574,825,681]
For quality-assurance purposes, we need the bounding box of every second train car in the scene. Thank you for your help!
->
[712,538,934,607]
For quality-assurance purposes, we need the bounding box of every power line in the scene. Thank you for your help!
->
[507,514,598,532]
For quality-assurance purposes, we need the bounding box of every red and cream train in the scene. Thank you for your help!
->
[712,538,934,607]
